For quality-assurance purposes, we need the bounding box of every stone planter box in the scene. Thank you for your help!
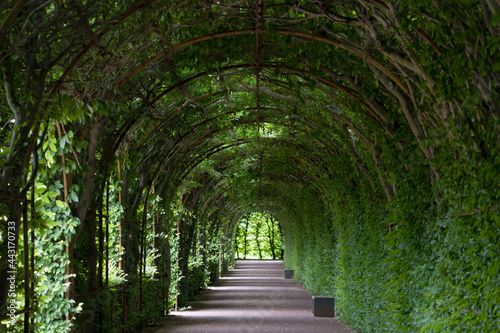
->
[284,269,294,279]
[312,296,335,317]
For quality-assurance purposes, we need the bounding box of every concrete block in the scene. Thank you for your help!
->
[312,296,335,317]
[284,269,294,279]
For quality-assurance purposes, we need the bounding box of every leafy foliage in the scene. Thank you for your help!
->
[235,212,283,259]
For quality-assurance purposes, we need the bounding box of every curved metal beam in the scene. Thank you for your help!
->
[117,29,408,97]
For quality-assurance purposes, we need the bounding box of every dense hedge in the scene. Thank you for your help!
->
[284,153,500,332]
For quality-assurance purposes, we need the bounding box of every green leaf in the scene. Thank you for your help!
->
[40,195,50,204]
[491,11,500,27]
[60,136,66,149]
[493,62,500,72]
[39,296,52,303]
[55,200,66,208]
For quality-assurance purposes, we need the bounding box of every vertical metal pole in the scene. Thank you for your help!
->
[121,283,126,333]
[139,181,153,329]
[175,218,180,311]
[139,206,147,329]
[23,200,30,332]
[139,225,144,329]
[110,289,114,329]
[152,183,155,251]
[106,180,110,286]
[98,193,104,332]
[30,184,35,328]
[117,159,123,272]
[219,234,223,278]
[117,158,125,333]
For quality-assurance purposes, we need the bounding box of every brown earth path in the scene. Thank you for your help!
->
[145,260,355,333]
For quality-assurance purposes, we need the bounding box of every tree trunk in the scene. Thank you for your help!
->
[243,221,249,259]
[255,220,262,259]
[267,216,276,260]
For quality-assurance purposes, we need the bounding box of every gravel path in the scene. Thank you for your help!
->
[145,260,354,333]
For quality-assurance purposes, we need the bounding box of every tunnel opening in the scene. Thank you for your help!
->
[234,212,283,260]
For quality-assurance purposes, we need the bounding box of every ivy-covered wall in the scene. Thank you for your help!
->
[283,153,500,332]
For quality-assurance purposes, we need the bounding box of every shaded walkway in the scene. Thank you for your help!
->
[147,260,354,333]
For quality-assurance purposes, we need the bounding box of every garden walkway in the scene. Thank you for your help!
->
[145,260,354,333]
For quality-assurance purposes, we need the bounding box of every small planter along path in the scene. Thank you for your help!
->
[145,260,355,333]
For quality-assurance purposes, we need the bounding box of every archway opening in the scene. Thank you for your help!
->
[235,212,283,260]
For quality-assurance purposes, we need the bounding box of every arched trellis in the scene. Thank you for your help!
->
[180,138,338,208]
[220,177,306,233]
[126,84,374,184]
[118,29,408,95]
[130,63,390,150]
[1,1,498,331]
[109,61,403,206]
[188,144,335,217]
[58,74,395,325]
[110,22,465,183]
[165,132,337,244]
[124,100,346,241]
[140,113,345,224]
[126,84,367,189]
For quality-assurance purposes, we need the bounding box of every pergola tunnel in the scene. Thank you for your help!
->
[1,1,499,332]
